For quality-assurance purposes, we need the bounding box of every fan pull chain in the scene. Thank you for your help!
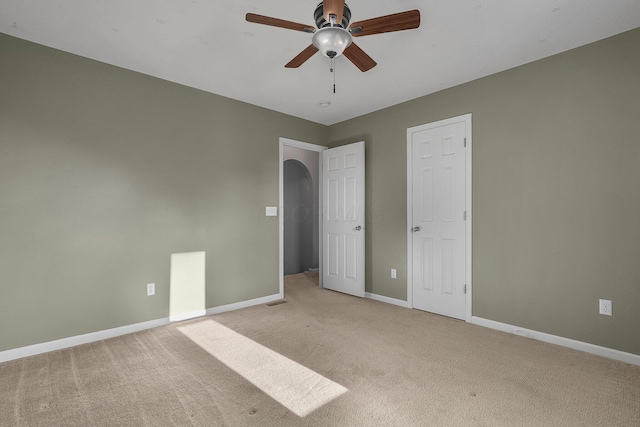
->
[330,57,336,93]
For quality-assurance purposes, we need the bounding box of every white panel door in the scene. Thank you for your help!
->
[322,141,365,297]
[410,120,467,319]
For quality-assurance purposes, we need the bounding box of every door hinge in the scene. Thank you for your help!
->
[463,211,467,221]
[464,137,467,148]
[463,284,467,294]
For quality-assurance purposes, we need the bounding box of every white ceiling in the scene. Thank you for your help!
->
[1,1,639,125]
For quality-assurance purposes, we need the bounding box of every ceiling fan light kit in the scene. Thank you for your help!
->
[312,27,352,59]
[246,1,421,72]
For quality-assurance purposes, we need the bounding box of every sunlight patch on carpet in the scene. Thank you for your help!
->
[177,320,347,417]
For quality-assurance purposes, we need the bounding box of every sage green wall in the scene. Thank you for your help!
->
[0,33,327,352]
[2,28,639,356]
[327,28,640,355]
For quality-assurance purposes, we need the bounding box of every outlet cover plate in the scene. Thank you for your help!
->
[147,283,156,296]
[599,299,612,316]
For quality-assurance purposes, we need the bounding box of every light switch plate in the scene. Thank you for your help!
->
[266,206,278,217]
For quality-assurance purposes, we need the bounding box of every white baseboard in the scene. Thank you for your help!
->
[205,292,283,315]
[365,292,409,308]
[8,295,633,369]
[170,309,207,322]
[0,317,171,364]
[0,292,284,364]
[471,316,640,367]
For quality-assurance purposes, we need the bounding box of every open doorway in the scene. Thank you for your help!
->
[283,158,317,275]
[279,138,326,295]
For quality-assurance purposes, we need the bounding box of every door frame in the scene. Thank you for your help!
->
[279,137,327,295]
[406,114,473,322]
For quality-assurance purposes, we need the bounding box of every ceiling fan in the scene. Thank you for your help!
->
[246,1,421,72]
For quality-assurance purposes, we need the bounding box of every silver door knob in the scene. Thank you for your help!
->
[412,226,421,232]
[354,225,362,231]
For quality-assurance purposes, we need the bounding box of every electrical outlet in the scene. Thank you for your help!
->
[599,299,612,316]
[147,283,156,296]
[391,268,397,279]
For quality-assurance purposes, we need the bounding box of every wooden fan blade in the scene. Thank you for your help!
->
[343,42,377,72]
[285,45,319,68]
[246,13,315,33]
[350,9,420,37]
[323,0,345,24]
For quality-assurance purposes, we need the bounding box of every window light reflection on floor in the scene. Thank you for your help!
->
[177,319,348,417]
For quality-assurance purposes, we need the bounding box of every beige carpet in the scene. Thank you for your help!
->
[1,273,639,426]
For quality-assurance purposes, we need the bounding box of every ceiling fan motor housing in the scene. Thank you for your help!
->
[314,2,351,28]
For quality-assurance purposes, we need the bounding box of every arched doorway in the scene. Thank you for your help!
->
[283,159,314,275]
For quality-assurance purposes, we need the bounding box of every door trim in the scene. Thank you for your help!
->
[279,137,327,296]
[406,114,472,322]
